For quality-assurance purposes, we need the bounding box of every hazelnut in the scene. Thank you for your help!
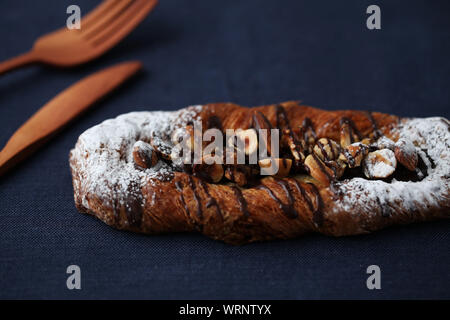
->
[338,142,369,168]
[132,141,158,169]
[235,129,258,155]
[252,111,273,155]
[363,149,397,179]
[313,138,341,161]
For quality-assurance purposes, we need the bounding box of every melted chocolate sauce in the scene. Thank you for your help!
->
[340,117,362,143]
[199,180,223,218]
[365,111,382,139]
[257,181,298,219]
[231,186,249,217]
[307,182,324,227]
[175,181,190,217]
[311,153,334,181]
[188,176,203,218]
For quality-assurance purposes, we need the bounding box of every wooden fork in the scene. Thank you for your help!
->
[0,0,158,75]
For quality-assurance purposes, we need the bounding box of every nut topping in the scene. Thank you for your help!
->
[338,142,369,168]
[283,129,305,162]
[394,138,418,171]
[132,141,158,169]
[193,155,224,183]
[313,138,341,161]
[304,154,336,185]
[363,149,397,179]
[258,158,292,177]
[340,119,360,148]
[225,165,252,186]
[252,111,273,155]
[235,129,258,155]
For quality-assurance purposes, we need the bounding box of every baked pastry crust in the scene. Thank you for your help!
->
[69,101,450,244]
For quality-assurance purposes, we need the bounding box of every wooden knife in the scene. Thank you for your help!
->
[0,61,142,177]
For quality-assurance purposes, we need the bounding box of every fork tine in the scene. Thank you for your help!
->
[80,0,120,30]
[89,0,158,48]
[83,0,135,39]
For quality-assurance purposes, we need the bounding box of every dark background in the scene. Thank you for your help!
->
[0,0,449,299]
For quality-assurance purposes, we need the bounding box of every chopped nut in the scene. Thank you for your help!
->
[298,120,316,154]
[132,141,158,169]
[340,120,360,148]
[363,149,397,179]
[252,111,273,155]
[235,129,258,155]
[224,165,251,186]
[304,154,336,185]
[283,129,305,162]
[394,138,418,171]
[193,155,224,183]
[313,138,341,161]
[338,142,369,168]
[375,136,395,150]
[258,158,292,177]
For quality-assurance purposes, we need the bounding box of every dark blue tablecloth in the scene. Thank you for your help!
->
[0,0,449,299]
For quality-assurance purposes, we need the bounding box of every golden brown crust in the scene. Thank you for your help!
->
[69,101,450,244]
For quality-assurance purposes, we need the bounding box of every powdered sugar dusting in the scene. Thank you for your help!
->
[69,106,202,210]
[335,117,450,215]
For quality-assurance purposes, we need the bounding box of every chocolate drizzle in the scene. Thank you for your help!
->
[188,176,203,218]
[289,179,314,213]
[199,180,223,218]
[301,117,317,141]
[311,153,334,181]
[231,186,249,217]
[257,180,298,219]
[307,182,324,227]
[365,111,382,139]
[252,111,273,130]
[175,181,190,217]
[340,117,362,143]
[276,105,292,131]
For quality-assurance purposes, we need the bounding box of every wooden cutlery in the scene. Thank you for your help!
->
[0,0,157,75]
[0,61,142,177]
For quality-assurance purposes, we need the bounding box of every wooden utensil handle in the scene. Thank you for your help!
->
[0,52,36,75]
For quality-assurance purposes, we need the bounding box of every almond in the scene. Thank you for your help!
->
[394,138,418,171]
[304,154,335,185]
[283,129,305,162]
[340,120,360,148]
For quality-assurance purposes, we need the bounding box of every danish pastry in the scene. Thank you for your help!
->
[69,101,450,244]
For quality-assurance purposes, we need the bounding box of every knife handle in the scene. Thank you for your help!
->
[0,61,142,177]
[0,52,37,76]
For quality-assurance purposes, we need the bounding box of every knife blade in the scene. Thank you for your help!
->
[0,61,142,177]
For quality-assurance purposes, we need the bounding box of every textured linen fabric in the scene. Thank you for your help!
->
[0,0,449,299]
